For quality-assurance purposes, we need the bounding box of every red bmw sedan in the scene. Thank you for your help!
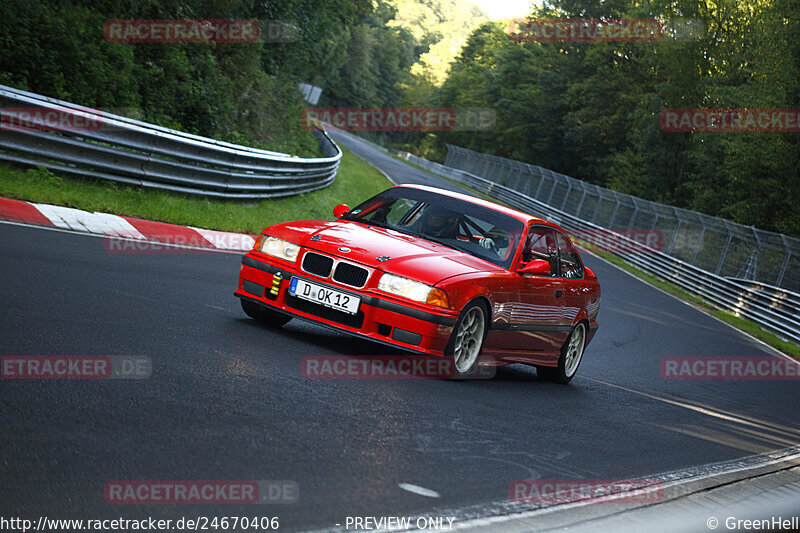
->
[235,185,600,382]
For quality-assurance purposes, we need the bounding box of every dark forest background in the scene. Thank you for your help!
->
[1,0,797,236]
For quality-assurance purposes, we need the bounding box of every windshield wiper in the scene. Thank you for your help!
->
[343,217,465,253]
[402,230,462,253]
[344,216,391,230]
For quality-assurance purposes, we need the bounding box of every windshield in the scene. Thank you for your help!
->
[344,187,524,269]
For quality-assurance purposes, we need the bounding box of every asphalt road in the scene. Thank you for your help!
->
[329,131,472,194]
[1,139,799,531]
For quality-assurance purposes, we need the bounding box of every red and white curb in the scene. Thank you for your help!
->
[0,196,256,252]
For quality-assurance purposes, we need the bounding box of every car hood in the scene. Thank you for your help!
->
[265,219,503,285]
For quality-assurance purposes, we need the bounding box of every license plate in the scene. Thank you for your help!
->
[289,278,361,315]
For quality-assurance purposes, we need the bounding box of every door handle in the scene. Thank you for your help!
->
[555,290,563,298]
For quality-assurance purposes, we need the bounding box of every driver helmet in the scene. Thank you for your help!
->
[419,205,460,237]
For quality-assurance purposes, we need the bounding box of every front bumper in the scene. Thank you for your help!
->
[235,253,458,356]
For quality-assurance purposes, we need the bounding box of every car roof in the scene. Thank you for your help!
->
[396,184,557,228]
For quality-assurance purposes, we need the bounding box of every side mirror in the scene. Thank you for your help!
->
[333,204,350,219]
[518,259,551,276]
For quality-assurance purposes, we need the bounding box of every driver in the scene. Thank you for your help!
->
[414,206,499,255]
[415,206,461,238]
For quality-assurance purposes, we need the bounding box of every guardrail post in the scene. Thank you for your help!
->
[715,221,734,275]
[590,190,604,223]
[513,162,523,191]
[545,171,559,205]
[628,198,641,231]
[470,152,481,174]
[607,192,621,228]
[777,235,792,287]
[503,159,513,183]
[559,178,574,211]
[534,167,547,199]
[522,164,533,195]
[575,182,588,217]
[749,226,761,281]
[690,216,706,265]
[666,207,682,255]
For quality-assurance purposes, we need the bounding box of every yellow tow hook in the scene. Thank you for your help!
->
[270,272,282,296]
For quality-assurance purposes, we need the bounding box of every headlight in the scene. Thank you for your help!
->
[261,236,300,262]
[377,273,450,308]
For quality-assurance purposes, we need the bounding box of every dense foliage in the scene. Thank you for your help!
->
[0,0,373,155]
[421,0,800,237]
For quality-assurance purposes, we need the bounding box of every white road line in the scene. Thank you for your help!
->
[398,483,441,498]
[585,378,800,438]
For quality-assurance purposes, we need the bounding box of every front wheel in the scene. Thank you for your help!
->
[537,322,586,384]
[241,299,292,327]
[445,301,488,379]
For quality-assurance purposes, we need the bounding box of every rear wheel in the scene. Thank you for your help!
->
[446,301,488,379]
[241,299,292,327]
[537,322,586,384]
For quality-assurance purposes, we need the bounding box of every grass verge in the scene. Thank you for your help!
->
[0,145,392,234]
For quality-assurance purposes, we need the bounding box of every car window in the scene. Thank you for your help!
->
[556,232,583,279]
[522,226,558,275]
[359,197,419,226]
[345,187,524,269]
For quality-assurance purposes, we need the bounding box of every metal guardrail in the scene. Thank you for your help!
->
[388,149,800,345]
[726,279,800,323]
[0,85,341,199]
[727,279,800,305]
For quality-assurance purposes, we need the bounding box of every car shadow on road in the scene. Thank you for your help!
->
[236,316,586,387]
[235,316,400,356]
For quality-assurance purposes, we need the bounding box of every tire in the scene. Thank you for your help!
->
[241,299,292,327]
[537,322,586,384]
[445,301,489,379]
